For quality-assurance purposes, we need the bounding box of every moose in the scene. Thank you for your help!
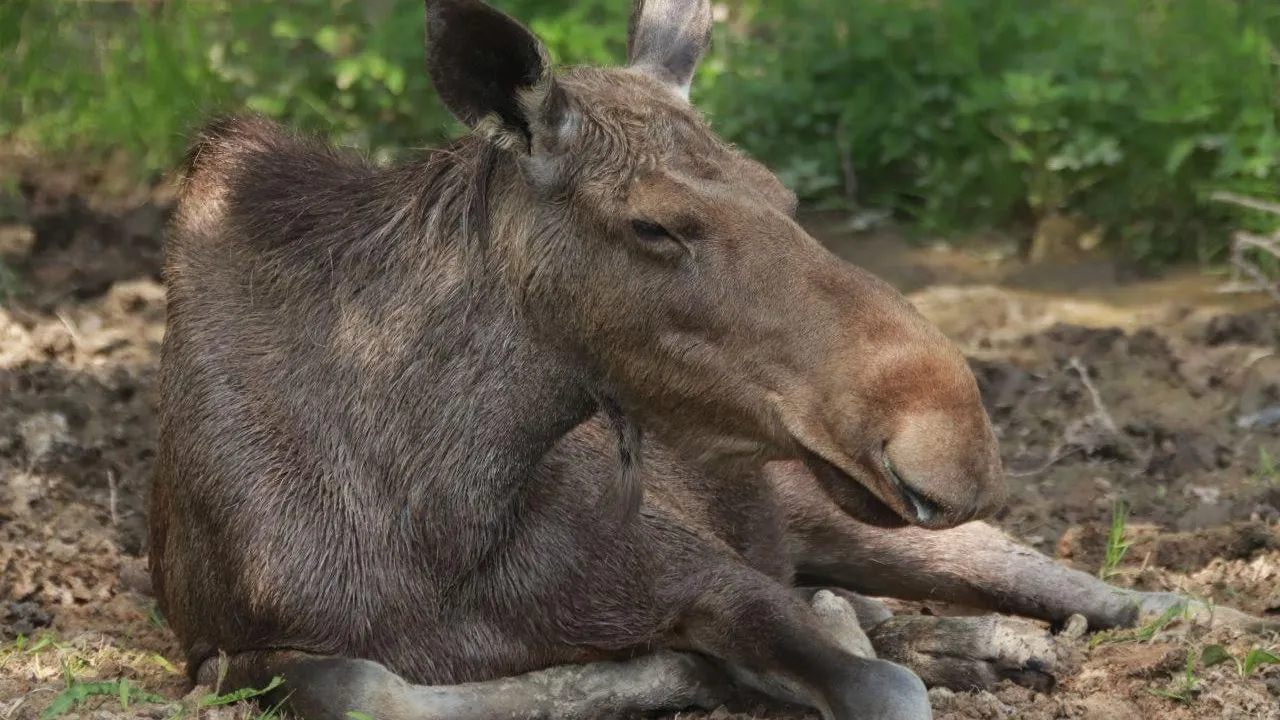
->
[147,0,1276,718]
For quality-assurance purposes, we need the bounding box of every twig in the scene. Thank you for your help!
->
[106,468,119,527]
[1066,357,1149,465]
[1068,357,1119,437]
[1209,192,1280,302]
[1210,190,1280,216]
[1007,445,1083,477]
[0,695,27,720]
[54,310,86,350]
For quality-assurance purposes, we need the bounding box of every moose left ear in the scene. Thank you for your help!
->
[626,0,712,100]
[423,0,569,153]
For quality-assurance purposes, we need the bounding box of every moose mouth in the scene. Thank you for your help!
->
[800,448,946,529]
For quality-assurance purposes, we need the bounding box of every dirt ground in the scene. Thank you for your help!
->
[1,160,1278,720]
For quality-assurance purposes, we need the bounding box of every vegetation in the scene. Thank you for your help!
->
[1201,643,1280,679]
[1088,601,1189,648]
[1147,644,1280,705]
[3,0,1280,267]
[1098,498,1130,580]
[4,631,285,720]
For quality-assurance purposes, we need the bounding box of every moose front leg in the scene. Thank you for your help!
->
[670,562,933,720]
[778,465,1280,635]
[796,586,1077,693]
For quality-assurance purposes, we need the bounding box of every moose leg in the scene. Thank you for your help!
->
[795,585,1073,693]
[788,500,1279,633]
[778,463,1228,630]
[194,649,731,720]
[790,513,1143,630]
[776,464,1137,628]
[669,562,932,720]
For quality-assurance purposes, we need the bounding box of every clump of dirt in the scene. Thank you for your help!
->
[2,169,1278,719]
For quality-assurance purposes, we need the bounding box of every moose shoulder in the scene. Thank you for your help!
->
[149,1,1275,719]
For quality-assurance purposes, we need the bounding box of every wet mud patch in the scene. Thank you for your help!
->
[1,174,1277,718]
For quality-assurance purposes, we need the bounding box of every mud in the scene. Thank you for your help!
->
[1,168,1277,719]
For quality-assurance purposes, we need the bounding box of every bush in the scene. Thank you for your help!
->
[3,0,1278,267]
[698,0,1280,265]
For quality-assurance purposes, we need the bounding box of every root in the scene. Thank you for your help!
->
[1210,191,1280,302]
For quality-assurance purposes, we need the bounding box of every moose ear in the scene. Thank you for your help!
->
[423,0,568,152]
[626,0,712,100]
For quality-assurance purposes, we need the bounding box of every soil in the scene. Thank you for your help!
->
[1,161,1278,720]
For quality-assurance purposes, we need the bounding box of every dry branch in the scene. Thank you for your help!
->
[1209,191,1280,302]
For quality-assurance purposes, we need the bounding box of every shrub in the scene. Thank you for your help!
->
[3,0,1278,267]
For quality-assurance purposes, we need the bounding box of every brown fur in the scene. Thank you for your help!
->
[148,2,1265,719]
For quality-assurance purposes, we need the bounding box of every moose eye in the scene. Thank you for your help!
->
[630,219,674,243]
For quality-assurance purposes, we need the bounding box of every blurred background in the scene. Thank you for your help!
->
[3,0,1280,270]
[2,3,1280,719]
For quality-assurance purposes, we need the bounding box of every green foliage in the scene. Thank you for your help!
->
[1149,646,1203,705]
[1202,643,1280,678]
[198,674,285,707]
[3,0,1279,266]
[1,1,232,172]
[700,0,1280,266]
[1147,643,1280,705]
[41,678,168,720]
[1099,499,1130,580]
[1258,446,1277,485]
[1089,600,1188,648]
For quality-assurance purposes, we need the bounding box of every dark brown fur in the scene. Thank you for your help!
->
[148,2,1275,719]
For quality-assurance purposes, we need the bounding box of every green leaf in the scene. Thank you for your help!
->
[0,0,31,51]
[384,66,406,96]
[313,25,342,55]
[270,19,301,41]
[1200,644,1233,668]
[199,675,284,707]
[1242,648,1280,676]
[40,681,167,720]
[1165,137,1198,176]
[335,57,363,90]
[25,634,54,654]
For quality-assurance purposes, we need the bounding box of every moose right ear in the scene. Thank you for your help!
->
[423,0,569,153]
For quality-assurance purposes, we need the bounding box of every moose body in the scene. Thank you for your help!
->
[149,1,1276,719]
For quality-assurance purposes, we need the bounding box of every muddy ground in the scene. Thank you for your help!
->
[1,161,1278,720]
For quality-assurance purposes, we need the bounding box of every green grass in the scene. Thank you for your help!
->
[1258,447,1278,486]
[1147,643,1280,706]
[1089,601,1190,648]
[1099,499,1131,581]
[5,632,285,720]
[1148,645,1203,705]
[41,678,170,720]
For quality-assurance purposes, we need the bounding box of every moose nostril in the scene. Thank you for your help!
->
[882,454,942,524]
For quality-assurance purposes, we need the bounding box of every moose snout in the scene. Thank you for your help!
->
[882,409,1008,529]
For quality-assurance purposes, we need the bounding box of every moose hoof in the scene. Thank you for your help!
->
[865,614,1076,693]
[1132,591,1280,637]
[831,657,932,720]
[806,588,877,659]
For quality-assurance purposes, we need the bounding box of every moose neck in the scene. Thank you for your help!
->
[325,139,599,552]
